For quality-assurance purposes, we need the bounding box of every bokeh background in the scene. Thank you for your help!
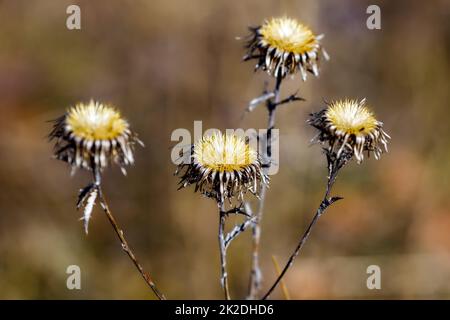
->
[0,0,449,299]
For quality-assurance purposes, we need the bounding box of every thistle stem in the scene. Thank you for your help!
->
[261,155,345,300]
[271,255,290,300]
[248,75,282,299]
[93,168,166,300]
[218,201,231,300]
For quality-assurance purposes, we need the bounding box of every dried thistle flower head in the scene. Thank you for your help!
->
[49,100,143,174]
[244,16,328,80]
[308,98,390,163]
[176,131,268,203]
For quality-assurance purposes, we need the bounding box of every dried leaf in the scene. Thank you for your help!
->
[80,188,98,234]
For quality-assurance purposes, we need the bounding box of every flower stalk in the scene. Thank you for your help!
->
[261,150,349,299]
[248,75,282,299]
[92,166,166,300]
[218,201,231,300]
[246,74,305,300]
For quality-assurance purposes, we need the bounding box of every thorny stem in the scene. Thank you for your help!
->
[261,153,348,300]
[218,201,231,300]
[92,167,166,300]
[248,75,282,299]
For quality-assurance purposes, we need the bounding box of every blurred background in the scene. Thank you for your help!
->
[0,0,449,299]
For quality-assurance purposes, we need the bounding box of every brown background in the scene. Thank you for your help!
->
[0,0,449,299]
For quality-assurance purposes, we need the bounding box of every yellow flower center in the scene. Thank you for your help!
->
[66,101,128,140]
[260,17,318,54]
[194,132,257,172]
[326,99,378,136]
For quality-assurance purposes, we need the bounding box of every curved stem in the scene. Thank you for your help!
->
[218,202,231,300]
[261,199,326,300]
[93,168,166,300]
[261,156,345,300]
[248,75,282,299]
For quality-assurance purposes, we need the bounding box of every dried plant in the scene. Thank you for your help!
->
[175,131,268,299]
[242,16,328,299]
[262,98,390,299]
[49,15,391,302]
[49,100,165,300]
